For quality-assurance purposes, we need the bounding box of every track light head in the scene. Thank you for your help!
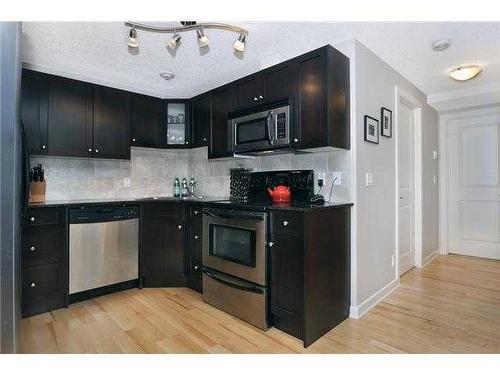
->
[196,27,209,48]
[167,33,181,50]
[127,27,138,48]
[233,34,246,52]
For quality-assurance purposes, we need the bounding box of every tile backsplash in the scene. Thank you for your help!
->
[32,147,351,202]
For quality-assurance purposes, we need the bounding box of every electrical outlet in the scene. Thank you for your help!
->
[123,177,131,187]
[365,172,374,186]
[332,171,342,185]
[391,254,396,267]
[433,175,438,184]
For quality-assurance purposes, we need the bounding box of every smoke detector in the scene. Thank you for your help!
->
[159,71,175,80]
[431,39,451,52]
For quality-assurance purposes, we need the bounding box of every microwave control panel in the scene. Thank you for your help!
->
[276,112,287,139]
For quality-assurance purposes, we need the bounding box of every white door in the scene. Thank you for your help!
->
[398,101,416,275]
[446,111,500,259]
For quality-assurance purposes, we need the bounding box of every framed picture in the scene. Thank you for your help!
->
[381,107,392,138]
[364,115,379,144]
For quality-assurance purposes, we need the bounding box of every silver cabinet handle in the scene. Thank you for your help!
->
[194,265,200,270]
[185,141,189,145]
[293,138,299,143]
[254,97,258,101]
[29,282,36,288]
[94,148,99,153]
[132,138,136,142]
[88,147,92,153]
[41,144,47,150]
[283,221,290,226]
[202,137,207,142]
[29,217,35,222]
[259,95,264,100]
[194,235,199,240]
[194,210,199,215]
[268,242,274,247]
[177,225,182,230]
[30,246,36,252]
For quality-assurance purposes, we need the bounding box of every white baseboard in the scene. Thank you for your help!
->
[349,278,400,319]
[421,249,440,267]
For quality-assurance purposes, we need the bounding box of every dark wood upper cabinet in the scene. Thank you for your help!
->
[164,100,190,148]
[209,85,234,159]
[234,74,265,111]
[140,202,186,287]
[130,93,164,149]
[47,75,93,158]
[262,60,298,104]
[190,93,211,148]
[93,85,131,159]
[295,46,350,150]
[21,69,49,155]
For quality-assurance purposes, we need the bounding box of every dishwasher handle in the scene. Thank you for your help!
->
[69,205,140,224]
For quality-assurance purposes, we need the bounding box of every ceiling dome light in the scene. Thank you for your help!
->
[159,71,175,80]
[233,34,246,52]
[448,64,483,81]
[196,27,209,48]
[127,27,138,48]
[431,39,451,51]
[167,33,181,50]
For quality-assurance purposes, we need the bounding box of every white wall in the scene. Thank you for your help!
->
[349,40,439,316]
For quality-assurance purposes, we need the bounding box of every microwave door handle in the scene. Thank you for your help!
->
[203,269,264,294]
[267,111,275,145]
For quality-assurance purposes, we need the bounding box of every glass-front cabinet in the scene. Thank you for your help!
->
[165,100,190,147]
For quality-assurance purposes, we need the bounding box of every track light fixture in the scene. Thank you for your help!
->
[233,34,246,52]
[196,27,209,48]
[124,21,249,53]
[167,33,181,50]
[127,27,138,48]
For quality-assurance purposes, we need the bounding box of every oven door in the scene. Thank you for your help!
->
[203,208,267,286]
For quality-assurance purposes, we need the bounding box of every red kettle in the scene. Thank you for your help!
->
[267,185,292,203]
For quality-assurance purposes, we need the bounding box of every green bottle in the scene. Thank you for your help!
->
[173,177,180,197]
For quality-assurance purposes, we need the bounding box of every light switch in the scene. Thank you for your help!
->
[124,177,131,187]
[432,150,438,160]
[365,172,374,186]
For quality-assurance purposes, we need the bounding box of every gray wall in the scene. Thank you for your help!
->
[0,21,22,353]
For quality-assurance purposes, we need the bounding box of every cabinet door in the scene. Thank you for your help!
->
[209,86,234,159]
[93,85,131,159]
[165,100,190,147]
[47,75,93,157]
[140,204,185,287]
[234,74,264,110]
[296,48,327,149]
[263,61,297,104]
[191,93,211,148]
[271,234,304,339]
[21,69,49,155]
[130,93,163,148]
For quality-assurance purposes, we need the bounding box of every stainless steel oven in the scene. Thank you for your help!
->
[202,207,269,329]
[230,102,290,154]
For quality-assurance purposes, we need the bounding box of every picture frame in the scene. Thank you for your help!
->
[364,115,379,144]
[381,107,392,138]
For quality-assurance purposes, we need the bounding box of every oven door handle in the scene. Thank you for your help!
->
[203,210,265,221]
[267,111,275,145]
[203,269,264,295]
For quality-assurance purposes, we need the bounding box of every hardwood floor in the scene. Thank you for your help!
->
[20,254,500,353]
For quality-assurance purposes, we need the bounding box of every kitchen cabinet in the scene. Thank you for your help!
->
[21,207,67,318]
[186,204,203,293]
[93,85,131,159]
[130,93,164,148]
[270,205,351,347]
[294,46,350,150]
[165,100,190,147]
[47,75,93,158]
[234,73,264,110]
[21,69,49,155]
[140,202,186,287]
[190,93,211,148]
[209,85,234,159]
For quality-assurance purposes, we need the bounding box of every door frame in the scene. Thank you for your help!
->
[395,87,423,276]
[438,105,500,255]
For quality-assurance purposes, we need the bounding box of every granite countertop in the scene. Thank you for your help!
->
[28,196,226,208]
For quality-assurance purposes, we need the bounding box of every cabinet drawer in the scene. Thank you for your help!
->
[22,225,66,267]
[141,201,184,220]
[272,211,303,236]
[22,263,65,300]
[25,207,65,227]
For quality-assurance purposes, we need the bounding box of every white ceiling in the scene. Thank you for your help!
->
[21,21,500,100]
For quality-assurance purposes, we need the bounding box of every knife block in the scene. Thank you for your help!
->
[29,181,46,204]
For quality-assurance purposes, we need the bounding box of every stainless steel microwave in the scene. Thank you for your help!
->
[229,102,290,154]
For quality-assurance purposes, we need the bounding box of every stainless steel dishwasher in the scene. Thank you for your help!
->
[69,206,139,296]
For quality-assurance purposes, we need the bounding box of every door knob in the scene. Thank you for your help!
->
[177,225,182,230]
[194,210,199,215]
[94,148,99,153]
[41,144,47,150]
[194,265,200,270]
[202,138,207,142]
[254,97,258,101]
[29,217,35,222]
[259,95,264,100]
[194,235,199,240]
[283,221,290,226]
[268,242,274,247]
[293,138,299,143]
[29,282,36,288]
[30,246,36,252]
[132,138,136,142]
[88,147,92,153]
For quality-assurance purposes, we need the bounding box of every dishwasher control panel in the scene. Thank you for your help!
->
[69,205,139,224]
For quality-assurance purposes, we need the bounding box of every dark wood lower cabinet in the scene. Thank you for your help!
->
[140,202,186,287]
[270,205,351,347]
[186,204,203,293]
